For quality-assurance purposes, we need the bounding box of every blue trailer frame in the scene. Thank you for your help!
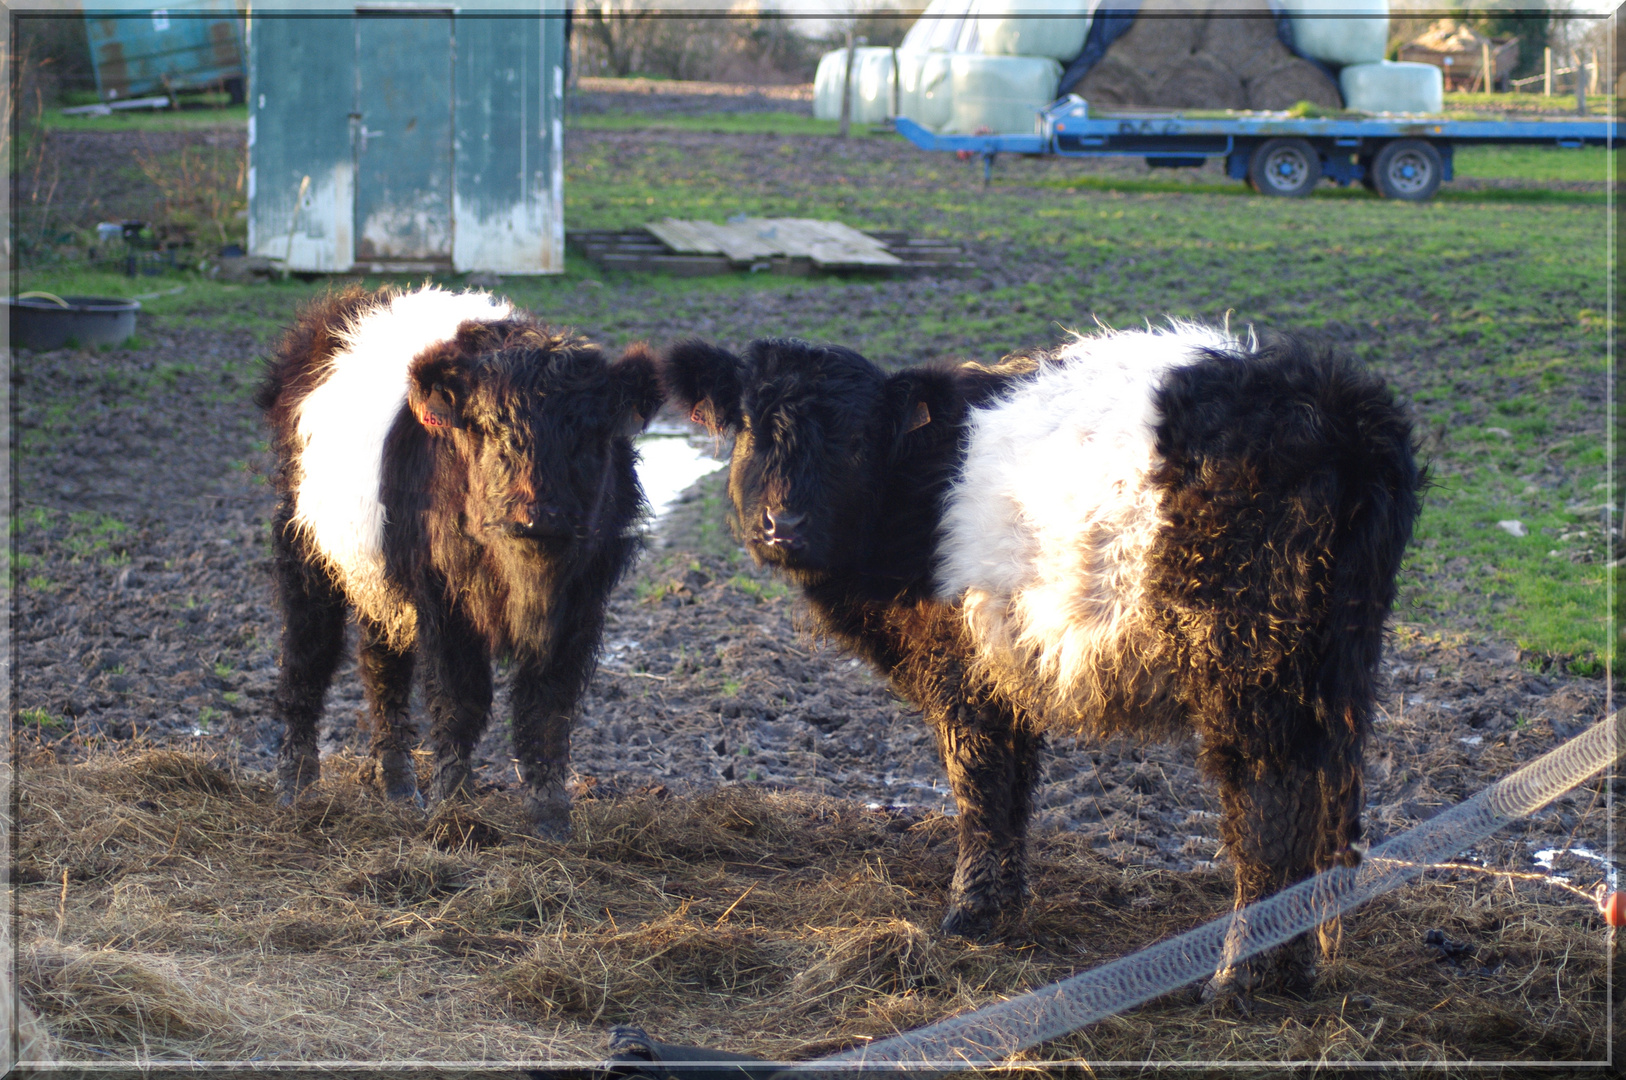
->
[896,97,1613,200]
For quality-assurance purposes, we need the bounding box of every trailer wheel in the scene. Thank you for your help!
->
[1371,139,1443,202]
[1248,138,1319,198]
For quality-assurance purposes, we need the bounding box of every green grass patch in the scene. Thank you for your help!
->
[569,110,861,137]
[18,708,66,731]
[726,574,792,602]
[1439,91,1614,117]
[15,124,1609,666]
[1451,144,1609,184]
[44,105,248,133]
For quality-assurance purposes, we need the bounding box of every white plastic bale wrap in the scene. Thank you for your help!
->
[904,51,959,132]
[944,53,1063,134]
[895,49,928,124]
[975,0,1095,61]
[1283,0,1390,67]
[814,46,898,123]
[858,49,901,121]
[1339,60,1443,114]
[898,0,975,54]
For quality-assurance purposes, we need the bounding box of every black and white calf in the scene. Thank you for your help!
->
[662,324,1421,995]
[258,285,660,837]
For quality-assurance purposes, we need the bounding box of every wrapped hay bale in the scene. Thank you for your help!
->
[856,48,899,120]
[895,49,927,122]
[1282,0,1389,67]
[813,47,898,123]
[901,51,958,132]
[1340,60,1443,114]
[1201,9,1296,83]
[897,0,974,54]
[813,49,847,120]
[1067,54,1154,106]
[1245,57,1343,110]
[1104,0,1206,80]
[944,53,1063,134]
[977,0,1094,61]
[1153,51,1248,110]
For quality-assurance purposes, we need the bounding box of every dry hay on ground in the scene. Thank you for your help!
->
[12,745,1615,1068]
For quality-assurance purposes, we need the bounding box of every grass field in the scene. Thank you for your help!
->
[15,115,1613,669]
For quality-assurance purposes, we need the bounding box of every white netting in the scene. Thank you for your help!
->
[784,711,1620,1072]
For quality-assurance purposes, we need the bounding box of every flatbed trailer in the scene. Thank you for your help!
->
[896,97,1614,200]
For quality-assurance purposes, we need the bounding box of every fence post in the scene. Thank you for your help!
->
[1544,46,1551,95]
[891,46,900,120]
[1480,40,1493,93]
[839,26,855,139]
[1575,50,1587,115]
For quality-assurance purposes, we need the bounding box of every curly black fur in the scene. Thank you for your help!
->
[260,289,659,837]
[660,332,1422,993]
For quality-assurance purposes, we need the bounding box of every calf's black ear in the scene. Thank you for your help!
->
[409,350,470,433]
[883,368,957,448]
[609,343,663,438]
[661,339,745,433]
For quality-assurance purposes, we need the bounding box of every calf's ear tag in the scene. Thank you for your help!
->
[420,385,456,430]
[904,400,931,434]
[689,401,717,429]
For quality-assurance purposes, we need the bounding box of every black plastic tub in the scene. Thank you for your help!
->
[6,294,140,351]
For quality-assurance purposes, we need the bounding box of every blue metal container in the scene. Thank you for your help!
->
[86,1,246,102]
[247,2,568,275]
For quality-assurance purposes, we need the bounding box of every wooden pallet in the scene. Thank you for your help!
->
[567,219,969,277]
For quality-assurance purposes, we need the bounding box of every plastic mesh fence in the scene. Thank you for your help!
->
[786,711,1621,1073]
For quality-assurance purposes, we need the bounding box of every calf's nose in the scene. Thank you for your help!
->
[512,501,572,538]
[760,508,806,549]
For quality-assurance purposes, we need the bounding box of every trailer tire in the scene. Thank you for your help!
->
[1248,138,1319,198]
[1371,139,1443,202]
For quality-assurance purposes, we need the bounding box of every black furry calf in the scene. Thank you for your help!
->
[258,285,660,838]
[661,323,1422,999]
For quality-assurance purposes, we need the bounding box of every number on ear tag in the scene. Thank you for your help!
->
[421,385,456,429]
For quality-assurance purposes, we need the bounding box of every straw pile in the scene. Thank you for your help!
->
[1065,1,1341,111]
[12,743,1614,1066]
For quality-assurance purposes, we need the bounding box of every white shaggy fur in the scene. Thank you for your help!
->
[935,323,1240,708]
[290,286,512,642]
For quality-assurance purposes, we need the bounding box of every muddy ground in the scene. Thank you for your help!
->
[10,92,1618,943]
[10,305,1614,892]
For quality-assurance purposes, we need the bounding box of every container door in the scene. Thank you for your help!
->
[354,12,454,267]
[247,14,356,272]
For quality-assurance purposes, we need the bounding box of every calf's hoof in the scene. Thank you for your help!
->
[378,748,422,806]
[523,791,572,843]
[275,746,320,806]
[939,901,1005,942]
[1202,938,1318,1010]
[431,757,474,806]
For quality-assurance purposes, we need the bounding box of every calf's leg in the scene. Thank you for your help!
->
[418,602,493,805]
[509,612,604,841]
[270,509,347,804]
[1199,728,1363,1001]
[357,617,419,803]
[933,695,1042,939]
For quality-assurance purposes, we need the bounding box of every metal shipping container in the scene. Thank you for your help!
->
[247,2,567,275]
[87,0,246,102]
